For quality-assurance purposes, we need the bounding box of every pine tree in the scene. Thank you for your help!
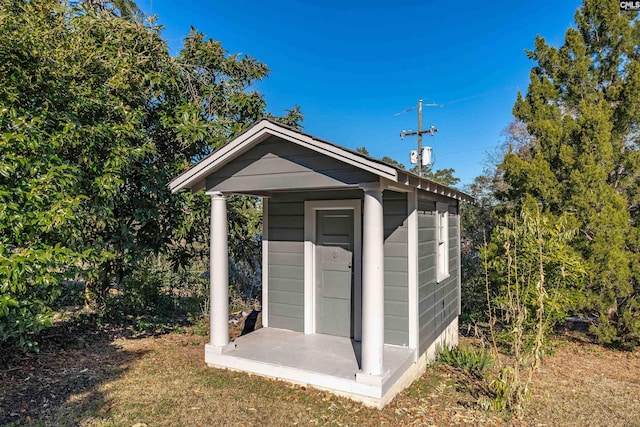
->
[499,0,640,344]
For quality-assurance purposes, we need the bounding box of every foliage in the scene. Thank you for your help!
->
[460,175,499,323]
[381,156,406,170]
[436,344,494,377]
[104,255,208,326]
[423,167,461,187]
[169,193,263,298]
[499,0,640,344]
[356,146,460,187]
[487,202,585,347]
[0,0,297,350]
[483,203,585,415]
[355,146,370,156]
[489,366,526,413]
[459,120,522,324]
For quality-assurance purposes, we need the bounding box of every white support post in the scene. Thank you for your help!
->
[210,191,229,348]
[407,188,419,354]
[359,184,385,378]
[456,202,462,316]
[261,197,269,328]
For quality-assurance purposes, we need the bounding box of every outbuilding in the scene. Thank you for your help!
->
[169,119,472,407]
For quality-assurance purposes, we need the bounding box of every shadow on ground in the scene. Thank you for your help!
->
[0,315,150,426]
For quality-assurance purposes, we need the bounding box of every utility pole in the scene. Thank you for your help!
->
[400,99,440,176]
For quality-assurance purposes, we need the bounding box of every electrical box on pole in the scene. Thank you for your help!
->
[422,146,432,166]
[410,150,418,165]
[398,100,440,176]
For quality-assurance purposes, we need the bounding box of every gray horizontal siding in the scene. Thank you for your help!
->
[206,136,376,192]
[267,194,305,332]
[266,189,410,345]
[267,190,363,333]
[417,198,460,355]
[384,191,409,346]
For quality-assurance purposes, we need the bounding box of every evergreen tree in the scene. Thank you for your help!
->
[500,0,640,344]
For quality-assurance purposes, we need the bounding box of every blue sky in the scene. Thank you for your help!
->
[137,0,583,187]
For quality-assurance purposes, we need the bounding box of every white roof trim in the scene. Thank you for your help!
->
[169,120,398,193]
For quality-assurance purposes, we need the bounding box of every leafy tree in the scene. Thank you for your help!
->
[460,121,531,322]
[460,175,498,323]
[356,147,460,187]
[75,0,144,20]
[355,146,370,156]
[424,167,460,187]
[0,0,299,349]
[381,156,406,170]
[499,0,640,344]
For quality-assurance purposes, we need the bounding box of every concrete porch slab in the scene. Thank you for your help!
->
[204,327,416,408]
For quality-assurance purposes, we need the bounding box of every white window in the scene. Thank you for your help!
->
[436,203,449,282]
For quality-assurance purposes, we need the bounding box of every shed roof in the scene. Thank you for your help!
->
[169,119,474,202]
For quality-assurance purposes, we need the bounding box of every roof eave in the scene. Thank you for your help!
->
[396,170,474,203]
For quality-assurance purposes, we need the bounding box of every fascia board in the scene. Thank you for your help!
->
[396,171,474,203]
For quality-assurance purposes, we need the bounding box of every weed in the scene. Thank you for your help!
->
[187,312,209,337]
[489,366,530,412]
[436,345,494,378]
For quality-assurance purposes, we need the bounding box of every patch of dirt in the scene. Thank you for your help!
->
[0,314,149,426]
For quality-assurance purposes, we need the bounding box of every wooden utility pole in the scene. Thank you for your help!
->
[400,99,440,176]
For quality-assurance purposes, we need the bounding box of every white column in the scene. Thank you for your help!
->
[210,191,229,347]
[360,184,385,376]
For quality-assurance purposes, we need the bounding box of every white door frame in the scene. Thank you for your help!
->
[304,199,362,339]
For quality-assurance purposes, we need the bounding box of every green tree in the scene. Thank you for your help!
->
[0,0,299,348]
[500,0,640,344]
[381,156,406,170]
[356,147,460,187]
[424,167,460,187]
[355,146,370,156]
[460,120,533,322]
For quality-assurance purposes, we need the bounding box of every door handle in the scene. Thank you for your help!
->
[348,261,352,268]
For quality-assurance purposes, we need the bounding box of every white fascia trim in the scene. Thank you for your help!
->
[261,197,269,327]
[396,171,474,203]
[407,189,419,353]
[169,120,398,193]
[304,199,362,337]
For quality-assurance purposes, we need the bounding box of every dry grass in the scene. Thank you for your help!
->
[1,319,639,426]
[523,335,640,427]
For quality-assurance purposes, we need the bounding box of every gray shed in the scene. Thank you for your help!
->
[169,119,472,407]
